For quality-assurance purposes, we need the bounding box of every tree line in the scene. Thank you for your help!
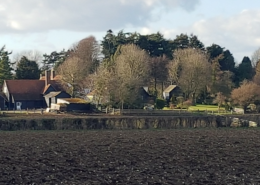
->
[1,30,260,111]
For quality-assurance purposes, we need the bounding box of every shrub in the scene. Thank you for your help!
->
[170,96,176,104]
[176,96,184,104]
[182,99,193,109]
[155,99,166,109]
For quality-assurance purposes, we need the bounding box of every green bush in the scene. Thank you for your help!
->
[155,99,166,109]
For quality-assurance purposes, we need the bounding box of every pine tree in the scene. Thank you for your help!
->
[15,56,40,79]
[0,46,13,85]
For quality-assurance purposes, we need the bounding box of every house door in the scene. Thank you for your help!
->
[16,102,22,110]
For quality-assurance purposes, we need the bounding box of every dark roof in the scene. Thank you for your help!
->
[42,84,57,94]
[48,80,64,92]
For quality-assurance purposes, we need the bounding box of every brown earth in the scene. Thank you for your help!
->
[0,129,260,184]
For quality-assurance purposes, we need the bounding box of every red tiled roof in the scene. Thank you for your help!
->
[5,80,46,101]
[5,78,65,101]
[6,80,45,94]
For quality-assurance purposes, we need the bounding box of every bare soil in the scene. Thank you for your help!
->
[0,129,260,184]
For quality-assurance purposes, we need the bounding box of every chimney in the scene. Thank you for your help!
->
[45,70,50,87]
[51,68,55,80]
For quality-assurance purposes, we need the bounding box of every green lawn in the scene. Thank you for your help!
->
[163,104,230,115]
[163,104,225,111]
[188,104,225,111]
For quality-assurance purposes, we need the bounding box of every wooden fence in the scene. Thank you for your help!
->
[101,108,239,116]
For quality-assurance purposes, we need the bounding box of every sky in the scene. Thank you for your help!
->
[1,0,260,63]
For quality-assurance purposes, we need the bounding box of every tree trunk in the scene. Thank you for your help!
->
[161,81,164,99]
[192,93,196,106]
[121,101,124,112]
[154,78,157,97]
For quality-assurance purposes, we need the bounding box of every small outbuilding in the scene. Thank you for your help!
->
[163,85,183,101]
[44,91,71,107]
[57,98,91,112]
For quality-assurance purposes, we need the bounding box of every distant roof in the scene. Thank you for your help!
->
[44,91,62,98]
[39,74,62,81]
[86,91,95,96]
[163,85,177,93]
[59,98,89,104]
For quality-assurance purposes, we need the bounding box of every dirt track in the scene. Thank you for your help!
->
[1,129,260,184]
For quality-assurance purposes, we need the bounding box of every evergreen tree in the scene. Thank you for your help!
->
[0,46,13,85]
[237,56,253,82]
[102,30,173,59]
[207,44,235,72]
[206,44,224,59]
[15,56,40,79]
[220,50,235,72]
[188,34,205,50]
[101,30,118,59]
[172,33,204,51]
[42,49,69,71]
[172,33,189,49]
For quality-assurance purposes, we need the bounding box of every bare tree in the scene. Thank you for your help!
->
[167,56,181,85]
[57,36,102,97]
[231,80,260,111]
[12,50,43,69]
[213,92,226,112]
[251,47,260,68]
[172,48,211,102]
[70,36,101,75]
[90,64,115,105]
[113,44,151,108]
[57,56,86,97]
[150,55,169,97]
[253,60,260,85]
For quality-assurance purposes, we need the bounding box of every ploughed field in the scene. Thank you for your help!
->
[1,129,260,184]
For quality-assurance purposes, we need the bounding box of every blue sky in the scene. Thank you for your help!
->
[1,0,260,63]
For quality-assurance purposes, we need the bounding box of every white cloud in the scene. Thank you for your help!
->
[158,9,260,61]
[0,0,200,34]
[140,27,153,35]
